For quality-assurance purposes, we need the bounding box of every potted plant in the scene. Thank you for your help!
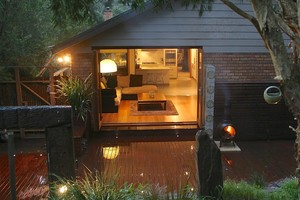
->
[56,74,93,121]
[56,74,93,155]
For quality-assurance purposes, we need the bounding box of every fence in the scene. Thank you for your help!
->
[0,66,55,106]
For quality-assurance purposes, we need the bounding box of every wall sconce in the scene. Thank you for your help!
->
[56,54,72,76]
[57,55,71,64]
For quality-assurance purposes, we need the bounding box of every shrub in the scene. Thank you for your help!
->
[222,179,268,200]
[49,169,198,200]
[248,172,266,188]
[56,74,93,121]
[269,178,299,200]
[49,170,299,200]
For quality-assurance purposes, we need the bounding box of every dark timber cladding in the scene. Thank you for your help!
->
[213,83,296,141]
[90,1,265,53]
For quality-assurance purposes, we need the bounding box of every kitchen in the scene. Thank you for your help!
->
[135,49,178,84]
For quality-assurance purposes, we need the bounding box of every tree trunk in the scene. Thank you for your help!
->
[250,0,300,183]
[294,119,300,180]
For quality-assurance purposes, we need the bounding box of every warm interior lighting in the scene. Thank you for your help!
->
[224,125,236,137]
[103,146,119,159]
[100,59,117,73]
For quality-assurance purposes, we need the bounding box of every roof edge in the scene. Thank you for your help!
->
[52,2,154,54]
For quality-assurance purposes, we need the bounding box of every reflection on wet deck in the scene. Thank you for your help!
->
[77,140,197,191]
[0,153,48,199]
[0,131,297,199]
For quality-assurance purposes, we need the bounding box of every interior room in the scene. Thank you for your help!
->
[99,48,201,130]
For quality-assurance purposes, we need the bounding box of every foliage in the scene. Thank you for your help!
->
[0,0,94,79]
[248,172,266,188]
[49,170,300,200]
[56,74,93,120]
[0,0,52,67]
[49,168,198,200]
[50,0,95,26]
[269,178,300,200]
[50,0,130,26]
[0,66,13,81]
[222,179,268,200]
[222,178,300,200]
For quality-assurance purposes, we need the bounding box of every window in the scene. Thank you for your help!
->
[99,49,128,75]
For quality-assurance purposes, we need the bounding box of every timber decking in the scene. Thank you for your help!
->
[77,134,297,189]
[0,136,296,199]
[0,153,48,200]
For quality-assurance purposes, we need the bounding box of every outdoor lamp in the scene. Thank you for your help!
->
[56,54,72,76]
[103,146,120,159]
[100,59,117,73]
[57,55,71,64]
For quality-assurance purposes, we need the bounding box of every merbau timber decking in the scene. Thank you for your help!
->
[0,136,296,199]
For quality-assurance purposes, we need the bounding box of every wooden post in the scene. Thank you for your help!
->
[93,50,100,131]
[49,67,56,105]
[15,67,22,106]
[8,131,16,200]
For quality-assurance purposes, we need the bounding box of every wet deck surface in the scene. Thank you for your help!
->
[0,133,297,199]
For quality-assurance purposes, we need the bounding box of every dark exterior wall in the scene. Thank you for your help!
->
[91,1,271,53]
[205,53,276,83]
[205,53,295,140]
[213,82,296,141]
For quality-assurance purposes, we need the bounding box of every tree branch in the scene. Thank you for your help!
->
[269,10,300,49]
[277,0,300,39]
[279,0,297,21]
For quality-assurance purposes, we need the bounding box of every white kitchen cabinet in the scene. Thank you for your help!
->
[164,49,177,78]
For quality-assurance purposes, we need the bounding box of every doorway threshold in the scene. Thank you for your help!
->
[100,121,199,131]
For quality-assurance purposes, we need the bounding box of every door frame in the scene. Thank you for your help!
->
[94,46,204,131]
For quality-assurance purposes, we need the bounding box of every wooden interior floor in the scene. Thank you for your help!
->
[102,95,197,124]
[101,72,198,129]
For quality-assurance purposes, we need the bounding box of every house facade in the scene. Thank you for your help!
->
[52,0,295,140]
